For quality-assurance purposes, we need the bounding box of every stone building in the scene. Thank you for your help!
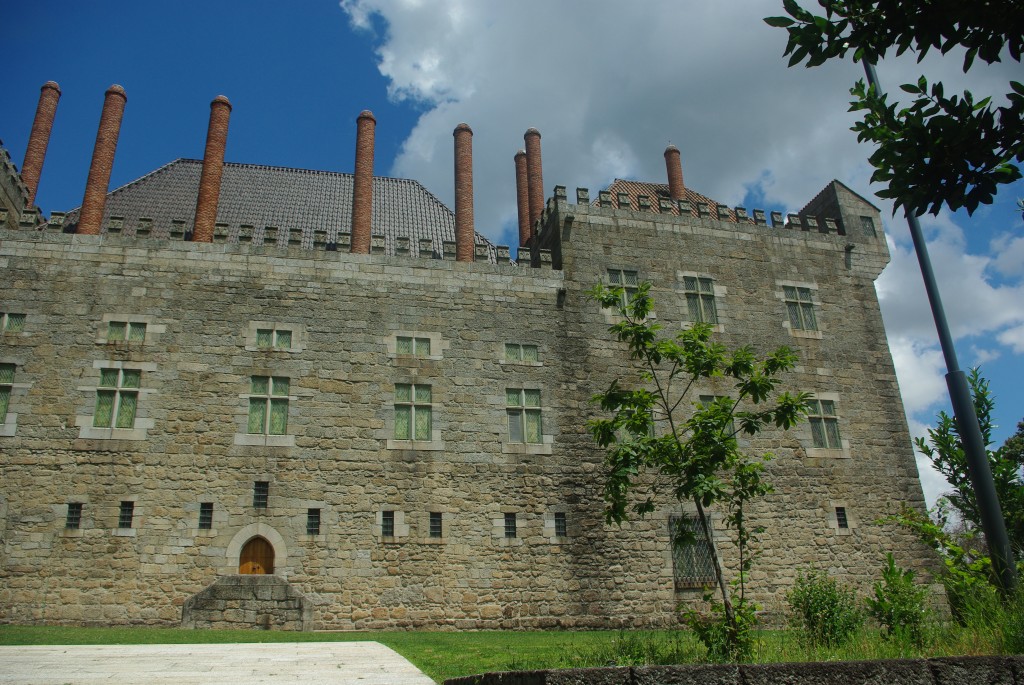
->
[0,83,933,630]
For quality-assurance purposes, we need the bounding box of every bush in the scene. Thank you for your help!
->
[787,568,863,647]
[865,553,929,645]
[683,595,757,662]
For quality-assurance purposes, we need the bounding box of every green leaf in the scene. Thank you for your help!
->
[763,16,795,28]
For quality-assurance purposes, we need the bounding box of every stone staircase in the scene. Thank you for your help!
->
[181,575,312,631]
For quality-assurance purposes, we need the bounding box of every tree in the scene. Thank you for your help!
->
[588,281,806,659]
[765,0,1024,217]
[913,369,1024,557]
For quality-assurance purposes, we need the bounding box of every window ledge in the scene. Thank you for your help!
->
[112,528,137,537]
[495,538,524,547]
[234,433,296,447]
[386,439,445,451]
[0,416,16,437]
[788,328,823,340]
[502,441,553,455]
[499,360,544,368]
[75,418,153,441]
[806,446,851,459]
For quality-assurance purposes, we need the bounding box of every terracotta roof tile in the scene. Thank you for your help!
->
[598,179,749,223]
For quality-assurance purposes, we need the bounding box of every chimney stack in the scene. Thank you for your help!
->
[524,128,544,231]
[514,149,530,247]
[453,123,475,262]
[21,81,61,209]
[350,110,376,254]
[191,95,232,242]
[664,144,685,201]
[77,85,127,235]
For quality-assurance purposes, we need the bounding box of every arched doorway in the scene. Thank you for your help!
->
[239,536,274,574]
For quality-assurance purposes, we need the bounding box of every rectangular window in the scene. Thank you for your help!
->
[306,508,321,535]
[836,506,849,529]
[198,502,214,530]
[256,328,292,349]
[504,512,517,539]
[607,269,639,306]
[506,388,542,443]
[860,215,876,237]
[394,383,432,440]
[807,399,842,449]
[107,321,146,342]
[382,510,395,537]
[1,312,26,333]
[783,286,818,331]
[669,515,716,589]
[248,376,289,435]
[93,368,140,429]
[683,276,718,324]
[65,502,83,530]
[118,501,135,529]
[554,511,567,538]
[429,512,443,538]
[396,336,431,357]
[504,343,539,362]
[0,363,13,420]
[253,481,269,509]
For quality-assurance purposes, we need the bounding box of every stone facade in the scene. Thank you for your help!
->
[0,148,934,629]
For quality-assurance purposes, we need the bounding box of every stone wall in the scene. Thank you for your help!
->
[181,575,311,630]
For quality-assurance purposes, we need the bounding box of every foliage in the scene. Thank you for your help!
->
[765,0,1024,217]
[588,280,806,660]
[787,568,864,648]
[865,553,930,645]
[912,369,1024,559]
[683,592,758,662]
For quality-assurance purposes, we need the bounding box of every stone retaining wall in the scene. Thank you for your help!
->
[181,575,311,631]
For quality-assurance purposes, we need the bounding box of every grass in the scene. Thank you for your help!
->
[1,622,1019,684]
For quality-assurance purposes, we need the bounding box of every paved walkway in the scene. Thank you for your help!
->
[0,641,437,684]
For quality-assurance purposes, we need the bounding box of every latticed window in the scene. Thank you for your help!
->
[783,286,818,331]
[505,343,539,362]
[395,384,431,440]
[107,321,146,342]
[0,363,13,420]
[65,502,83,530]
[118,501,135,529]
[504,512,517,539]
[607,269,639,306]
[683,276,718,324]
[382,510,395,537]
[93,368,140,429]
[669,515,716,589]
[248,376,289,435]
[396,336,431,357]
[554,512,567,538]
[1,312,26,333]
[253,481,269,509]
[306,508,321,535]
[198,502,214,530]
[256,328,292,350]
[807,398,841,449]
[506,388,542,443]
[429,512,443,538]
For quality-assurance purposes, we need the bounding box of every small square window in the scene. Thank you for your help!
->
[0,363,14,421]
[118,501,135,529]
[505,343,539,362]
[382,510,395,537]
[1,312,26,333]
[807,398,842,449]
[198,502,213,530]
[836,506,849,529]
[248,376,289,435]
[306,508,321,535]
[93,368,140,429]
[504,512,517,539]
[65,502,83,530]
[429,511,443,538]
[554,511,567,538]
[783,286,818,331]
[107,321,146,342]
[683,276,718,324]
[253,481,269,509]
[256,328,292,350]
[396,336,431,357]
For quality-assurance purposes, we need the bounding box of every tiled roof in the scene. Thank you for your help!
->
[60,159,496,257]
[599,179,746,223]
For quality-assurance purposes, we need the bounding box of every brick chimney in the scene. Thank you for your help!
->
[78,85,127,236]
[350,110,376,254]
[664,144,685,201]
[453,123,475,262]
[514,149,530,246]
[191,95,232,242]
[524,128,544,229]
[21,81,61,208]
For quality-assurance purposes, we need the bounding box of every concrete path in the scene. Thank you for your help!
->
[0,641,437,684]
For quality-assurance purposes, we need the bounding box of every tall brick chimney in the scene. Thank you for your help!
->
[77,85,127,236]
[664,144,685,201]
[524,128,544,229]
[514,149,530,247]
[350,110,376,254]
[21,81,61,208]
[191,95,232,243]
[453,123,475,262]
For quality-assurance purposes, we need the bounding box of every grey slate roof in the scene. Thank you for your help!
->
[61,159,496,258]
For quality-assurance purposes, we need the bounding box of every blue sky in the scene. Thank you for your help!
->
[3,0,1022,504]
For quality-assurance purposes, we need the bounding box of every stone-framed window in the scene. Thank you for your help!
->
[244,321,305,353]
[397,336,431,357]
[669,514,716,590]
[256,327,292,350]
[803,393,850,457]
[682,276,718,325]
[253,481,269,509]
[118,501,135,529]
[0,359,31,438]
[96,314,163,345]
[554,511,567,538]
[385,331,445,361]
[828,501,856,535]
[65,502,83,530]
[506,388,542,444]
[106,321,147,343]
[504,512,518,539]
[76,361,156,442]
[382,510,395,537]
[248,376,289,435]
[778,283,822,339]
[198,502,214,530]
[0,363,13,430]
[375,509,409,542]
[306,508,321,535]
[607,268,639,306]
[429,512,443,539]
[1,312,26,334]
[836,506,849,529]
[503,343,540,364]
[394,383,431,440]
[493,511,523,546]
[860,215,877,237]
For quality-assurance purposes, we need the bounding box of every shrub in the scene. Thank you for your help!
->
[865,553,929,645]
[787,568,863,647]
[683,593,758,662]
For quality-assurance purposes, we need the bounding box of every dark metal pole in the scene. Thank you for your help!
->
[863,62,1017,595]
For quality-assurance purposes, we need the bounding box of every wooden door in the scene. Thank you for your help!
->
[239,536,274,574]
